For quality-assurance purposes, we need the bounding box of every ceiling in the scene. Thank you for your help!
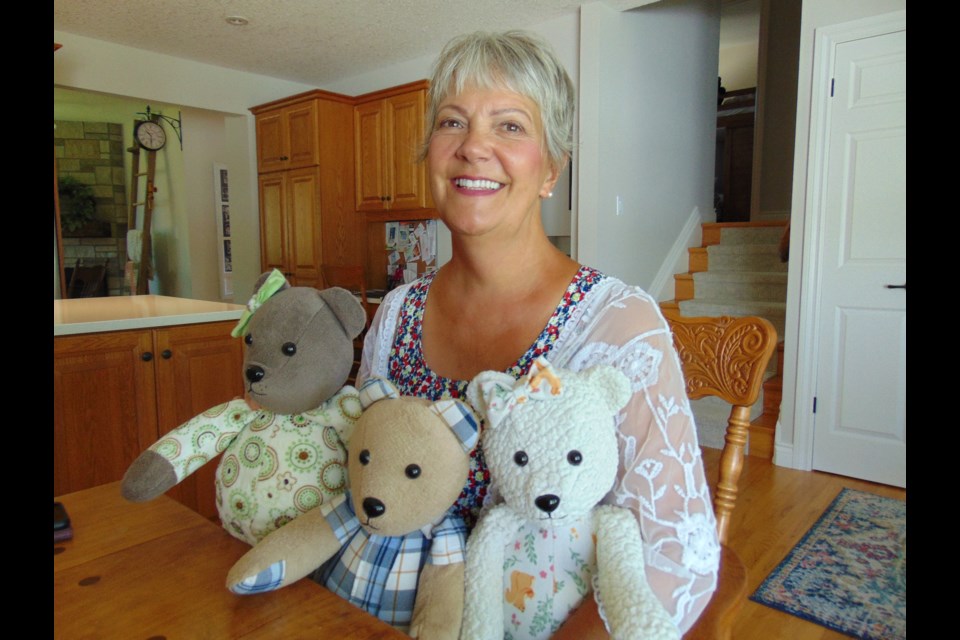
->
[55,0,757,89]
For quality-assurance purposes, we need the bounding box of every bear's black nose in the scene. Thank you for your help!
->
[535,494,560,514]
[362,497,386,519]
[245,366,265,383]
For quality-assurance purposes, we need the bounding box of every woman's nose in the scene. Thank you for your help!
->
[455,127,490,163]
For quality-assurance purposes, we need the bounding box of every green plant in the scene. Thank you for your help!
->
[57,176,98,232]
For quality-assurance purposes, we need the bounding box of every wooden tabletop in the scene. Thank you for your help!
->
[54,482,406,639]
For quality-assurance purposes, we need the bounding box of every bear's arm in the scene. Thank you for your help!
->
[121,398,252,502]
[594,506,679,640]
[461,505,522,640]
[226,506,342,594]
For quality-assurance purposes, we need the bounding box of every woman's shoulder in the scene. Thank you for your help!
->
[566,268,672,342]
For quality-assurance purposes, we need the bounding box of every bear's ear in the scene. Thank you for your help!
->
[466,371,518,428]
[358,377,400,409]
[584,365,632,415]
[318,287,367,340]
[430,399,480,453]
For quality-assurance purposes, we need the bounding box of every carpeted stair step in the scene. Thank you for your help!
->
[691,270,787,302]
[714,225,786,245]
[705,244,787,273]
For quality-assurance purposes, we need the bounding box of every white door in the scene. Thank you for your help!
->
[811,22,906,487]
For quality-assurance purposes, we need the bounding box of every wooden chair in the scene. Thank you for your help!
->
[668,314,778,640]
[320,265,371,385]
[67,259,108,298]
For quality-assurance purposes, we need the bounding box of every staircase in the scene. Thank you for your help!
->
[661,221,788,459]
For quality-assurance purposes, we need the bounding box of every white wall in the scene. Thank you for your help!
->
[578,0,719,291]
[719,42,759,90]
[54,31,315,302]
[776,0,906,467]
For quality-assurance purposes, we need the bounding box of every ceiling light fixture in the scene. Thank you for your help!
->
[225,15,249,26]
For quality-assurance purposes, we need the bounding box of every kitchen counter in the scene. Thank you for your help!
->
[54,295,245,336]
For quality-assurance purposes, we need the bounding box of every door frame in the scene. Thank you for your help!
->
[789,9,906,472]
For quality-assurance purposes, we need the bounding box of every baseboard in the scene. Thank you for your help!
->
[650,207,704,302]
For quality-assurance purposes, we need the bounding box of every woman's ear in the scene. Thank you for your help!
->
[539,156,567,199]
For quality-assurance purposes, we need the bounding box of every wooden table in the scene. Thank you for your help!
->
[54,482,406,639]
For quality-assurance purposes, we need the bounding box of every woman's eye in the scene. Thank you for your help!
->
[437,118,463,129]
[502,122,524,134]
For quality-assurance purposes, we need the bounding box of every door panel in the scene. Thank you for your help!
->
[812,27,906,487]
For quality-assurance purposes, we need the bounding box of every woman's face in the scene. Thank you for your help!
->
[426,84,560,240]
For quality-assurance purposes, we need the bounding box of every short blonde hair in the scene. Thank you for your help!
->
[422,30,575,169]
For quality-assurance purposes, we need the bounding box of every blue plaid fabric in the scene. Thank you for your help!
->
[315,494,467,631]
[230,560,285,594]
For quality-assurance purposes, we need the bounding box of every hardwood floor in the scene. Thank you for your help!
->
[700,447,906,639]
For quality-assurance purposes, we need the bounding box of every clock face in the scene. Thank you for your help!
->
[136,121,166,150]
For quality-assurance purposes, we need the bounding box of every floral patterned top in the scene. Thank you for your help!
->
[359,268,719,633]
[383,267,603,528]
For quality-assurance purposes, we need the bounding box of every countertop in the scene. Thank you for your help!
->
[54,295,245,336]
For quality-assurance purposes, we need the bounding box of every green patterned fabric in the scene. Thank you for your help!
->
[148,386,362,544]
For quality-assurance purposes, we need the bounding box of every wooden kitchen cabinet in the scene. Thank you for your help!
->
[354,81,433,213]
[54,320,244,519]
[252,91,359,281]
[258,167,323,286]
[255,99,320,174]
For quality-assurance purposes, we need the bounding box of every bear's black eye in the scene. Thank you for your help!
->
[514,451,528,466]
[281,342,297,356]
[405,464,421,479]
[244,334,253,345]
[358,449,370,465]
[567,450,583,466]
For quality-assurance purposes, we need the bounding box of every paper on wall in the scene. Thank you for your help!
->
[385,222,398,249]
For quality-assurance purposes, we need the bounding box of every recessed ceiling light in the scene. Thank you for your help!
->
[225,15,249,26]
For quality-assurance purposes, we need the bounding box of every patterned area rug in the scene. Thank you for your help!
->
[750,488,906,639]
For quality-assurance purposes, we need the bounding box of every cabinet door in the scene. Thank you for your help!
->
[287,166,323,286]
[256,110,288,174]
[155,322,245,519]
[285,101,320,169]
[54,330,158,497]
[388,90,428,210]
[259,172,290,277]
[355,100,388,211]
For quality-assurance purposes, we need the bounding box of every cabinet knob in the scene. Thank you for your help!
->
[141,352,154,362]
[281,155,289,161]
[161,349,173,359]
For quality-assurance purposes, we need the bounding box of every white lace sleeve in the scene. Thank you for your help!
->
[552,278,720,633]
[357,284,410,387]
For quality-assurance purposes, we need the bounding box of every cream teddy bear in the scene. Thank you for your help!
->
[463,357,680,640]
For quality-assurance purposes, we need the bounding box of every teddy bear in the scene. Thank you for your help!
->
[121,269,367,546]
[226,376,479,638]
[462,356,680,640]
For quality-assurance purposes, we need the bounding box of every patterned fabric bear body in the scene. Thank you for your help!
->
[499,516,597,640]
[148,387,360,544]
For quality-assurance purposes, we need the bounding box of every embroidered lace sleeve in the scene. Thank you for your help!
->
[357,284,410,387]
[551,279,720,633]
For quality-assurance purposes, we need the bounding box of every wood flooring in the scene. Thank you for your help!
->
[700,447,906,639]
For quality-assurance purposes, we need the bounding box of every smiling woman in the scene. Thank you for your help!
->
[358,31,718,637]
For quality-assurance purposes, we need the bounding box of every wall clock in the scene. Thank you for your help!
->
[136,120,167,151]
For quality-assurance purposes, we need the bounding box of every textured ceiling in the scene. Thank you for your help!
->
[54,0,592,87]
[54,0,755,88]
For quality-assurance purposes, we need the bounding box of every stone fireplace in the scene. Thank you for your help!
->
[55,120,128,296]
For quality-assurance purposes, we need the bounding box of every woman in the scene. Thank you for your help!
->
[359,30,719,635]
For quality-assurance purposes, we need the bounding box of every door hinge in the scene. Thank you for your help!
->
[813,397,818,413]
[830,79,834,97]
